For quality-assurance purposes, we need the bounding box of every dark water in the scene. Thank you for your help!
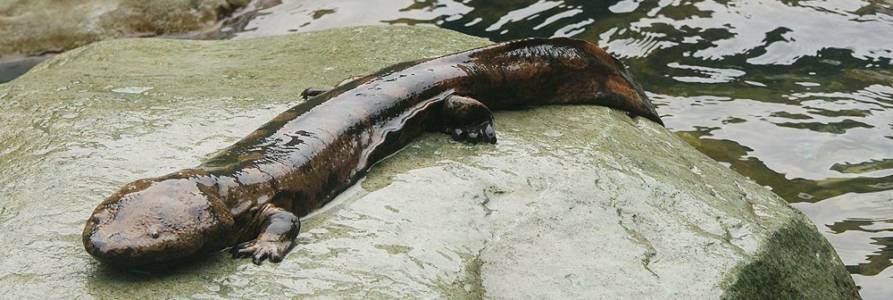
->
[0,55,51,83]
[235,0,893,298]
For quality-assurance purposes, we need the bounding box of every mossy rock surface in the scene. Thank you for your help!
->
[0,26,858,299]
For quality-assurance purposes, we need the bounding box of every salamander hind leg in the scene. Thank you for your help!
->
[440,95,497,144]
[232,205,301,265]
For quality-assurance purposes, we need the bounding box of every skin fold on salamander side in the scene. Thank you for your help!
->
[82,37,664,268]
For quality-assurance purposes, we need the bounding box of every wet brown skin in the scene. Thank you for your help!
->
[82,37,664,268]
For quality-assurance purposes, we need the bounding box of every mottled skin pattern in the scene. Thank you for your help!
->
[82,38,664,268]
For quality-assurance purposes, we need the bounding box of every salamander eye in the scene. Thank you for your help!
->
[149,230,160,239]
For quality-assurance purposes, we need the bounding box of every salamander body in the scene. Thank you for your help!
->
[82,38,663,268]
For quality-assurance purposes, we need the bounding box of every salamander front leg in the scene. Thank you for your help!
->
[232,205,300,265]
[440,95,497,144]
[301,88,330,100]
[301,76,366,100]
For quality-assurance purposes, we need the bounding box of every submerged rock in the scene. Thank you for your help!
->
[0,26,858,298]
[0,0,251,57]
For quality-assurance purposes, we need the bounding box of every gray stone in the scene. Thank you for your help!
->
[0,26,858,299]
[0,0,250,57]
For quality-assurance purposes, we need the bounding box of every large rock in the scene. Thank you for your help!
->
[0,26,858,298]
[0,0,250,57]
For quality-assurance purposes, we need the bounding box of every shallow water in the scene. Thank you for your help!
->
[234,0,893,298]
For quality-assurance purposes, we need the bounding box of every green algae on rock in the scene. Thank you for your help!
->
[0,26,858,298]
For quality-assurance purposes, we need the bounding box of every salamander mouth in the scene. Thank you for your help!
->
[83,224,209,268]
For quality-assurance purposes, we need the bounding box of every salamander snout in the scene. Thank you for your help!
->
[82,178,234,268]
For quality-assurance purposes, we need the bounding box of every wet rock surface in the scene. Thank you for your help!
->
[0,26,858,298]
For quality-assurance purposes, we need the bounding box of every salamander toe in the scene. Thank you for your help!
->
[446,120,496,144]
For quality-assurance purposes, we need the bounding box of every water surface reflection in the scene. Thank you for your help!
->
[236,0,893,297]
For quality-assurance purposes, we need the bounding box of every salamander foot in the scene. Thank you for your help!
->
[441,95,497,144]
[231,206,300,265]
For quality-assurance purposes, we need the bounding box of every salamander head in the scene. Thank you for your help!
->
[83,178,234,268]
